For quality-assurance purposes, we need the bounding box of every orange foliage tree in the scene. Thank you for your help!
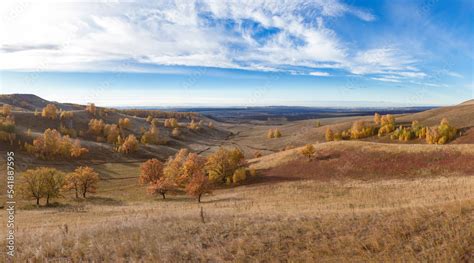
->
[25,129,88,159]
[65,166,100,198]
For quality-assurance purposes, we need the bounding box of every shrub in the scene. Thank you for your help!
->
[315,121,321,127]
[41,104,58,119]
[208,122,214,129]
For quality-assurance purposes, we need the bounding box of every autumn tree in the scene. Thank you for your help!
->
[25,129,88,159]
[19,167,65,206]
[117,134,138,154]
[86,103,96,114]
[350,121,375,139]
[378,114,395,136]
[374,113,381,125]
[325,128,334,142]
[118,118,131,130]
[188,119,200,130]
[232,168,246,184]
[65,166,100,198]
[205,147,246,184]
[60,111,74,120]
[171,128,181,138]
[315,120,321,127]
[0,116,16,144]
[42,104,58,119]
[104,124,120,144]
[141,126,162,144]
[426,118,457,144]
[208,121,214,129]
[300,144,316,160]
[139,159,164,185]
[267,129,275,138]
[164,118,179,128]
[2,104,12,116]
[88,119,105,136]
[273,128,282,138]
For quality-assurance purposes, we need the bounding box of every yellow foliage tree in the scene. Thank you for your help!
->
[41,104,58,119]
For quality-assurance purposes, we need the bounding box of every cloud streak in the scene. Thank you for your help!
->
[0,0,422,80]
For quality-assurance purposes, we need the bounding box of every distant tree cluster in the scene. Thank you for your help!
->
[426,118,457,144]
[25,129,88,159]
[118,109,198,120]
[267,128,282,139]
[164,118,179,128]
[20,166,100,206]
[139,147,249,202]
[325,113,396,142]
[59,111,74,120]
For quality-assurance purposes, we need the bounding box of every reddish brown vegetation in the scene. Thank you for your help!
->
[263,149,474,182]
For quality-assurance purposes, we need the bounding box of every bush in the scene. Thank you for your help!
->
[104,124,120,144]
[171,128,181,138]
[60,111,74,120]
[164,118,179,128]
[119,118,131,129]
[188,119,200,130]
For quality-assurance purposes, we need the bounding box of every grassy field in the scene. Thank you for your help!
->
[1,158,473,261]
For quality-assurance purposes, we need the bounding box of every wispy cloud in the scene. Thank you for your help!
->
[309,71,330,77]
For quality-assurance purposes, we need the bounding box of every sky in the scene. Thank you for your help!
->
[0,0,472,107]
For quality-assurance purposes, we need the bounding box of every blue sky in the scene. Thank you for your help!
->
[0,0,472,106]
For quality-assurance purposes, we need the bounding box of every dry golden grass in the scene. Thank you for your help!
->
[1,175,472,262]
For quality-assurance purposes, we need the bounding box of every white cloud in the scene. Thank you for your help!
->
[309,71,330,76]
[0,0,403,78]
